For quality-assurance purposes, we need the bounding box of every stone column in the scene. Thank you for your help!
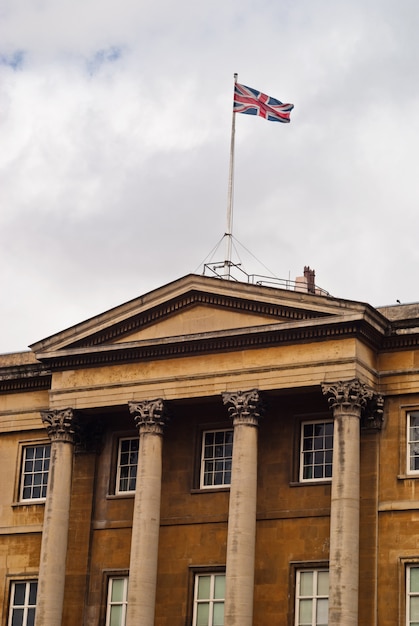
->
[322,379,382,626]
[126,399,168,626]
[35,408,77,626]
[222,389,262,626]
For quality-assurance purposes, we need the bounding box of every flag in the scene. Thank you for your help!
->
[233,82,293,123]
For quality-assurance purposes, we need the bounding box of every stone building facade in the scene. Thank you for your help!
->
[1,273,419,625]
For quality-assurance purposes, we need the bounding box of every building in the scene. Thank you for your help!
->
[1,272,419,626]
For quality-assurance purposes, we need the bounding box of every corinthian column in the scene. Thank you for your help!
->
[222,389,262,626]
[35,408,77,626]
[321,379,381,626]
[126,399,168,626]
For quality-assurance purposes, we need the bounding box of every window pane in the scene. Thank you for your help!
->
[109,605,123,626]
[27,608,36,626]
[28,582,38,605]
[299,572,313,596]
[213,602,224,626]
[317,598,329,623]
[214,575,225,599]
[317,571,329,595]
[298,599,312,624]
[411,568,419,593]
[11,609,24,626]
[411,596,419,620]
[111,579,125,602]
[196,603,209,626]
[13,583,26,606]
[197,576,211,600]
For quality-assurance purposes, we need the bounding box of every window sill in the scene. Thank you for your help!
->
[106,493,135,500]
[190,487,230,495]
[11,500,46,508]
[289,480,332,488]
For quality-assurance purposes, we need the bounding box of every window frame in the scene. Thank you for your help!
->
[105,575,129,626]
[19,442,51,503]
[299,420,334,483]
[192,571,226,626]
[8,579,38,626]
[407,411,419,476]
[294,567,329,626]
[114,436,139,495]
[199,428,234,490]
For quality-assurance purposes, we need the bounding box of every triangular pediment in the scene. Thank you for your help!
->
[30,274,387,363]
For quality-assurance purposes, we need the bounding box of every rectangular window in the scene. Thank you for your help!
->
[8,580,37,626]
[20,445,51,501]
[105,577,128,626]
[193,573,225,626]
[116,438,139,494]
[300,421,333,482]
[407,412,419,474]
[407,565,419,625]
[200,430,233,488]
[295,569,329,626]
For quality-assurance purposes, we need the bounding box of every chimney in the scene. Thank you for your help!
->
[295,266,317,295]
[304,266,316,294]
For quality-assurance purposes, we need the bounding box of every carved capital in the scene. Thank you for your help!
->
[128,399,168,435]
[41,408,77,443]
[222,389,263,427]
[321,379,384,429]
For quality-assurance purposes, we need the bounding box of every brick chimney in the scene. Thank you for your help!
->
[304,266,316,294]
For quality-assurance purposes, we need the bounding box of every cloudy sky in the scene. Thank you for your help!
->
[1,0,419,353]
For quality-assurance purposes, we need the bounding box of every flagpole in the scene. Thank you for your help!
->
[224,73,238,278]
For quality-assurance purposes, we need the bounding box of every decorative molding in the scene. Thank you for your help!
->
[41,408,78,443]
[36,318,383,372]
[0,363,51,394]
[67,291,329,348]
[222,389,263,426]
[128,399,169,435]
[321,379,384,430]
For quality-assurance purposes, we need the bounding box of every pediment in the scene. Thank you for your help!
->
[30,274,386,362]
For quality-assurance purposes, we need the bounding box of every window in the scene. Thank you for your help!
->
[200,430,233,488]
[8,580,37,626]
[295,569,329,626]
[193,573,225,626]
[300,421,333,482]
[116,438,139,494]
[105,577,128,626]
[407,412,419,474]
[20,444,51,501]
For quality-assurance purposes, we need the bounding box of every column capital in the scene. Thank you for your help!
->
[222,389,263,427]
[41,408,77,443]
[128,399,168,435]
[321,379,384,429]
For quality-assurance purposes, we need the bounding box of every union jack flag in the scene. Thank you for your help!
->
[233,83,293,123]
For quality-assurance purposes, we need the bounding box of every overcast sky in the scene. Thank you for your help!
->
[1,0,419,353]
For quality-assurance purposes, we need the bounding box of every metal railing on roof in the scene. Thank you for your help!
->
[202,261,330,297]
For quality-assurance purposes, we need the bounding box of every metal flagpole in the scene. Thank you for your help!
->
[224,73,238,278]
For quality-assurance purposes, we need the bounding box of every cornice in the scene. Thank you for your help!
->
[0,363,51,394]
[65,290,329,349]
[34,315,384,371]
